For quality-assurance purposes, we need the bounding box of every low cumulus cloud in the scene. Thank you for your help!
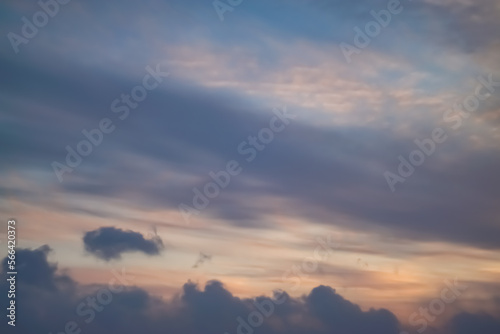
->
[2,247,500,334]
[83,226,164,260]
[450,312,500,334]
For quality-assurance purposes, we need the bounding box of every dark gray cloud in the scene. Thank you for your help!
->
[1,245,73,291]
[83,227,164,260]
[449,312,500,334]
[2,247,499,334]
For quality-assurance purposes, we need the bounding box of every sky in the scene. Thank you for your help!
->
[1,0,500,333]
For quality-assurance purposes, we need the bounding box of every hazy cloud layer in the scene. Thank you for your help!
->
[2,0,499,251]
[1,0,499,328]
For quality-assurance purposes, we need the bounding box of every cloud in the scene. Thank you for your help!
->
[2,48,500,250]
[1,245,73,291]
[449,312,500,334]
[193,252,212,268]
[2,0,500,253]
[1,247,400,334]
[83,226,164,260]
[2,247,499,334]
